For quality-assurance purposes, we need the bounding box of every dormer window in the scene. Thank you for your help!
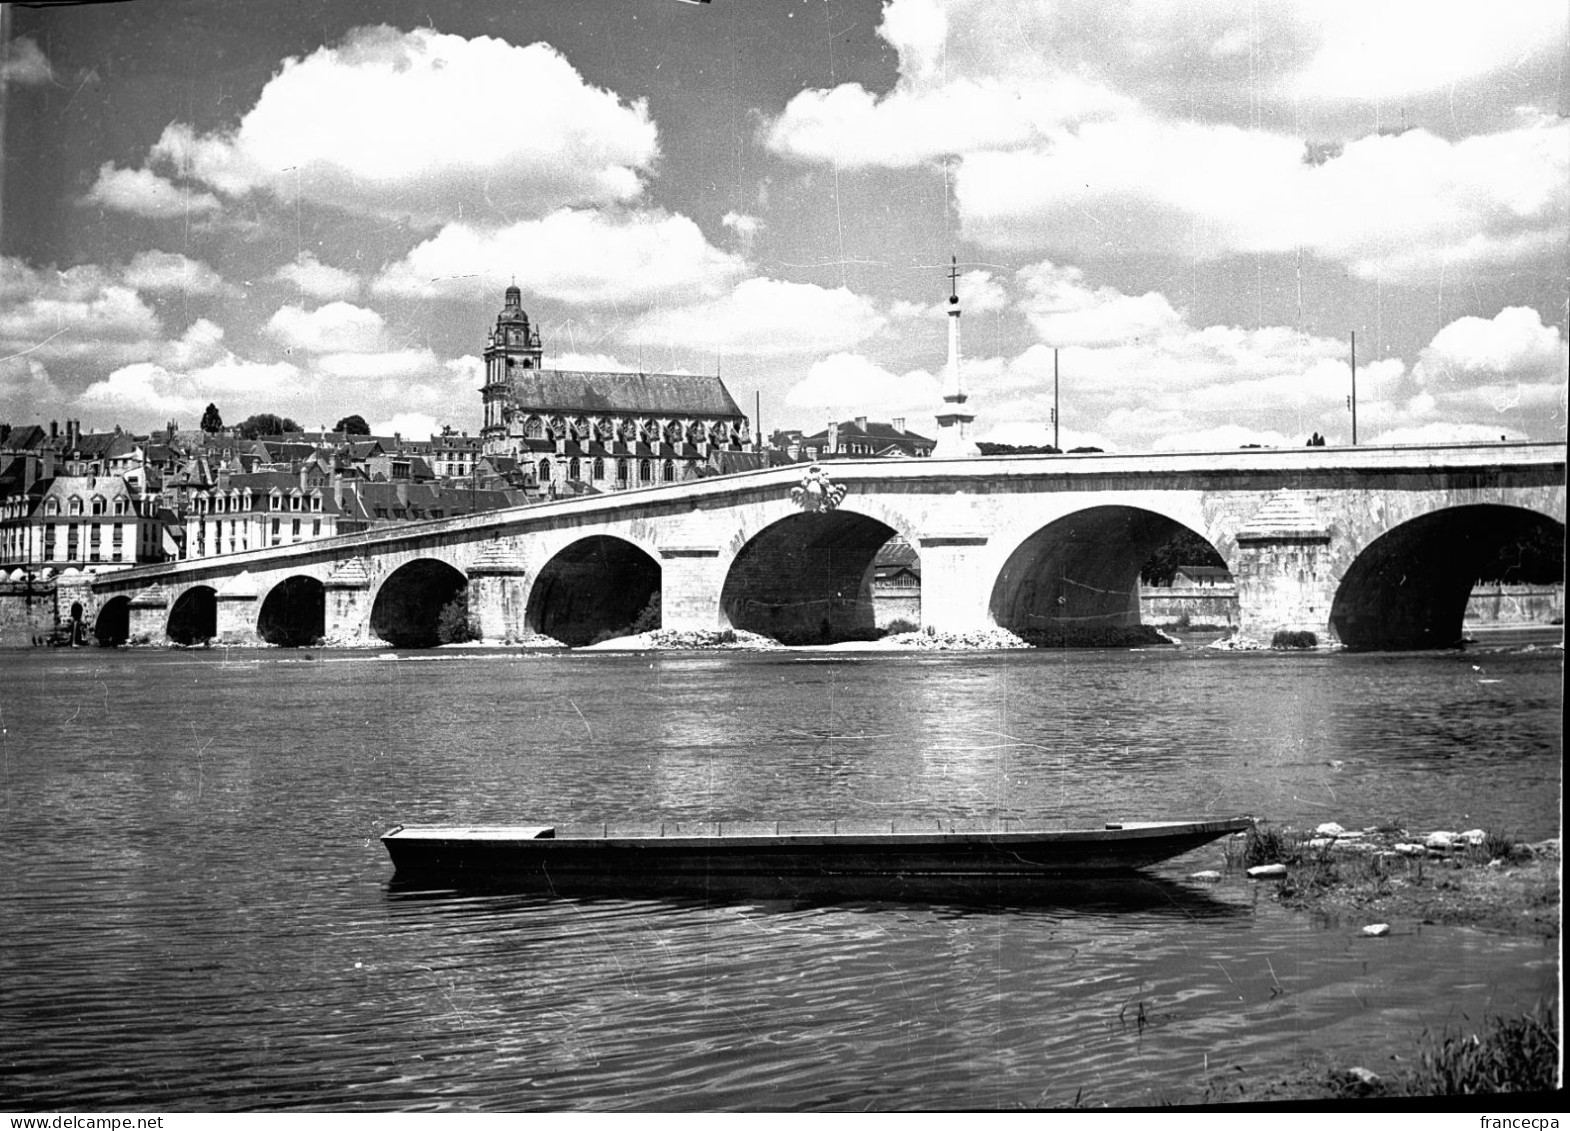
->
[91,496,106,515]
[44,498,60,516]
[270,493,282,511]
[113,498,128,516]
[68,497,83,516]
[290,494,301,511]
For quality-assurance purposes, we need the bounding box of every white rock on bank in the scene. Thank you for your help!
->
[1425,831,1458,850]
[1361,923,1391,937]
[1314,822,1347,837]
[1189,870,1223,883]
[1247,863,1288,879]
[1394,843,1426,856]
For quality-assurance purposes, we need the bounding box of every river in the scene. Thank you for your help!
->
[0,643,1560,1110]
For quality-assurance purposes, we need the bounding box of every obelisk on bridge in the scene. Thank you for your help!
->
[932,256,980,458]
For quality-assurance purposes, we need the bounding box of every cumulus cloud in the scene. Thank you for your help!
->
[80,163,222,219]
[144,26,658,224]
[625,278,887,357]
[0,357,66,421]
[78,356,304,420]
[785,352,943,416]
[763,0,1566,282]
[274,254,360,301]
[372,208,745,306]
[2,36,55,85]
[122,251,230,295]
[0,258,163,364]
[265,302,388,354]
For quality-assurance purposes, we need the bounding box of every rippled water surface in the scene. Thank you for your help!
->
[0,645,1560,1110]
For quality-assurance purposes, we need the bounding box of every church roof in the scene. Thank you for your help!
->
[508,369,746,419]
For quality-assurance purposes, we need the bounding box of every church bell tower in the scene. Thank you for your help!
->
[482,283,543,443]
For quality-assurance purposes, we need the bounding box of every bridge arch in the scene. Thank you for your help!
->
[721,509,900,644]
[369,559,469,648]
[258,575,327,647]
[1330,503,1564,650]
[527,535,661,646]
[94,595,131,647]
[990,505,1227,643]
[168,585,218,645]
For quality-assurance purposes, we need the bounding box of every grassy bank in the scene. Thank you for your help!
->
[1224,822,1560,937]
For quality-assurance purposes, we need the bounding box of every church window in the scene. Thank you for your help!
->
[524,416,545,440]
[538,459,551,482]
[592,458,605,480]
[662,460,675,482]
[572,417,589,439]
[686,422,705,445]
[709,422,727,445]
[616,459,629,483]
[664,421,683,445]
[548,416,567,438]
[639,459,652,482]
[596,418,616,441]
[569,458,581,480]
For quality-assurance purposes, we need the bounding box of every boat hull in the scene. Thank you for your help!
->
[381,818,1254,896]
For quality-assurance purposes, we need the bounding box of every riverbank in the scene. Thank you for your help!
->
[1225,822,1560,937]
[1198,823,1562,1105]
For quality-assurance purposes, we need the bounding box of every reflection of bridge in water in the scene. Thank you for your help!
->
[88,443,1565,651]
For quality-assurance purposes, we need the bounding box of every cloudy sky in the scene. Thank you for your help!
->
[2,0,1565,449]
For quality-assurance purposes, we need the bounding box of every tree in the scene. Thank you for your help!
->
[200,403,223,433]
[334,414,370,436]
[1141,528,1228,586]
[236,413,300,440]
[436,591,478,644]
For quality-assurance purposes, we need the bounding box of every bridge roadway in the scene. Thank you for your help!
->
[88,442,1565,651]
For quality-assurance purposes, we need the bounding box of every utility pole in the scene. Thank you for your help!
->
[1053,348,1060,451]
[1350,331,1358,445]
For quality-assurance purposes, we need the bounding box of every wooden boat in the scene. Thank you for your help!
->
[380,817,1254,894]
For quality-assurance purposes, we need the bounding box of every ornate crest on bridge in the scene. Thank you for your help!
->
[791,464,847,513]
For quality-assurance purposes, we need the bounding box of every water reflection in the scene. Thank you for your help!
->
[0,645,1557,1110]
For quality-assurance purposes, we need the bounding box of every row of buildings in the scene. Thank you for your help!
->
[2,285,942,575]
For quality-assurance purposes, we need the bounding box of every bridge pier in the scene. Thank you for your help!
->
[659,546,725,632]
[215,572,261,645]
[128,586,169,646]
[468,544,530,643]
[324,559,373,643]
[1232,495,1337,644]
[917,534,993,633]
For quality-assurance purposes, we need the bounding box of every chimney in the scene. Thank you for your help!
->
[826,421,839,454]
[855,416,867,432]
[893,417,905,433]
[50,420,59,441]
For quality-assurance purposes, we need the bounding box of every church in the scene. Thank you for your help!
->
[480,285,753,490]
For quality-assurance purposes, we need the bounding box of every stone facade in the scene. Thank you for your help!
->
[479,285,751,490]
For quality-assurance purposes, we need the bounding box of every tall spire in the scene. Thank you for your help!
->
[932,255,979,457]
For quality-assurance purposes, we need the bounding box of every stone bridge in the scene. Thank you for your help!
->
[88,443,1565,651]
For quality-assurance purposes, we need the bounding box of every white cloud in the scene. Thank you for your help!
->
[274,254,360,301]
[1415,307,1566,383]
[2,36,55,86]
[1149,424,1302,452]
[123,251,229,295]
[78,356,303,420]
[158,319,228,370]
[785,352,943,416]
[0,358,65,420]
[314,347,440,380]
[1289,0,1565,101]
[80,163,222,218]
[625,278,887,358]
[0,258,162,364]
[146,26,658,223]
[373,208,746,306]
[372,412,443,440]
[1369,421,1533,445]
[1016,262,1183,346]
[265,302,388,354]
